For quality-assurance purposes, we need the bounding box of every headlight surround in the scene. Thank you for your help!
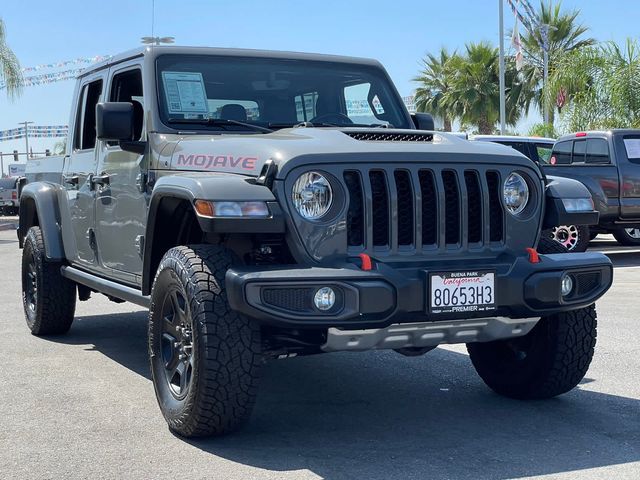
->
[194,200,270,218]
[292,171,333,220]
[503,172,530,215]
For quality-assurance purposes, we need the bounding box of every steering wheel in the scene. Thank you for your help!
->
[310,113,353,125]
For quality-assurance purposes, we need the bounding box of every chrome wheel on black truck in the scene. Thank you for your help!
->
[21,226,76,335]
[467,304,597,399]
[148,245,262,437]
[612,227,640,246]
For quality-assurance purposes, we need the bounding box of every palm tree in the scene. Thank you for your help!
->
[517,1,595,122]
[447,42,523,134]
[0,17,22,99]
[413,48,457,131]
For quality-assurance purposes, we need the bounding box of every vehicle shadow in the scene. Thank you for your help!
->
[47,311,640,479]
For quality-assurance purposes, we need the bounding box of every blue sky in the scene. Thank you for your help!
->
[0,0,635,165]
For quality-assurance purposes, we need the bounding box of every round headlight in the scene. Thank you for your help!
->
[292,172,333,219]
[503,172,530,215]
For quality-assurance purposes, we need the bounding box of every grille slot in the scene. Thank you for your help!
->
[576,272,601,296]
[394,170,414,246]
[344,170,364,246]
[369,170,390,247]
[442,171,460,245]
[486,172,504,242]
[419,170,438,246]
[342,165,507,255]
[465,171,483,244]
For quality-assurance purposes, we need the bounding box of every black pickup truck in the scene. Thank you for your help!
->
[546,130,640,246]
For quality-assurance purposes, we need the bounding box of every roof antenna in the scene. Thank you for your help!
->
[141,0,175,46]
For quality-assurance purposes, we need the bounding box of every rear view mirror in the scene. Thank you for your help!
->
[412,112,435,131]
[96,102,134,141]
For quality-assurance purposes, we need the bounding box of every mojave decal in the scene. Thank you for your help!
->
[173,154,258,171]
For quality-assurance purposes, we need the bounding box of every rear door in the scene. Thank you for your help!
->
[62,73,105,268]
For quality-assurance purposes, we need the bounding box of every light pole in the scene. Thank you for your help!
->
[498,0,506,134]
[19,121,33,160]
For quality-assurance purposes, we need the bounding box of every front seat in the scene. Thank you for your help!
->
[220,104,248,122]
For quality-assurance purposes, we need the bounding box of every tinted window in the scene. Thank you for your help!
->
[496,141,529,157]
[550,141,572,165]
[535,143,553,164]
[572,140,586,164]
[585,138,610,164]
[74,79,103,150]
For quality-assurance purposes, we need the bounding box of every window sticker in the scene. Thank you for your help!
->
[162,71,209,115]
[623,138,640,159]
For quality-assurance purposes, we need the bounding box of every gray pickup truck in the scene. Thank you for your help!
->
[547,130,640,246]
[19,46,612,438]
[0,178,19,216]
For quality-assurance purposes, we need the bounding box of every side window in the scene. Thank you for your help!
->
[110,69,144,141]
[550,141,572,165]
[73,79,103,151]
[585,138,610,164]
[535,144,553,164]
[497,141,528,157]
[572,140,586,164]
[295,92,318,122]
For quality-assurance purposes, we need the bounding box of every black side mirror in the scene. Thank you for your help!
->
[411,112,435,131]
[96,102,134,141]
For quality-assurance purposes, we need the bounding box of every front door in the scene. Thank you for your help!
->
[94,65,148,284]
[63,75,104,268]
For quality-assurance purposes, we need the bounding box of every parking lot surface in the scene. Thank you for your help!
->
[0,229,638,480]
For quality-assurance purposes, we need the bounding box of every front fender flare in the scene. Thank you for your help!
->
[543,175,599,228]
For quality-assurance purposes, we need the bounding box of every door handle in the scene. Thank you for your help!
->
[91,174,110,189]
[63,175,79,185]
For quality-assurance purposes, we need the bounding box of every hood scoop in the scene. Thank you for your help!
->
[343,131,433,142]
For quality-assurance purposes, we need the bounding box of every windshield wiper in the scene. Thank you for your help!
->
[167,117,273,133]
[287,121,395,129]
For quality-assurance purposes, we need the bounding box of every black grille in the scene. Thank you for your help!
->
[344,131,433,142]
[263,288,314,312]
[394,170,414,246]
[486,172,504,242]
[370,170,389,246]
[465,171,483,244]
[344,166,505,252]
[576,272,601,296]
[344,171,364,246]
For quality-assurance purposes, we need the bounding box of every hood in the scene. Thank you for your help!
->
[157,128,533,178]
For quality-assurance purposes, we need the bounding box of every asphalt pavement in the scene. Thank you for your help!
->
[0,228,638,480]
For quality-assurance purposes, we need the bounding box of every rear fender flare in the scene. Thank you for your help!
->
[18,182,66,260]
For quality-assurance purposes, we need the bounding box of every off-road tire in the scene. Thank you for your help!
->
[612,227,640,246]
[467,304,597,399]
[537,235,569,254]
[21,226,76,335]
[149,245,262,438]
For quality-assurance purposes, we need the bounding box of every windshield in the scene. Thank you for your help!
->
[156,54,411,132]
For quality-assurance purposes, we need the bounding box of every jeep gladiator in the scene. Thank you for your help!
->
[19,46,612,437]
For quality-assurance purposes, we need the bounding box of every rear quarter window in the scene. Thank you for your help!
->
[585,138,610,164]
[550,140,572,165]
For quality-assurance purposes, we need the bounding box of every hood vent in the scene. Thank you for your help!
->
[344,131,433,142]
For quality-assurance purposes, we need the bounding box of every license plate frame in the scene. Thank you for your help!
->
[429,270,496,314]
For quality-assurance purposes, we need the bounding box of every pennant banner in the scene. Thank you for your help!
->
[21,55,112,73]
[0,125,69,141]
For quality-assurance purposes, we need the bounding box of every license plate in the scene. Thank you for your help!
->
[429,271,496,314]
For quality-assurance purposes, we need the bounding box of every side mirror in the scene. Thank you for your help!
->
[412,112,435,131]
[96,102,134,141]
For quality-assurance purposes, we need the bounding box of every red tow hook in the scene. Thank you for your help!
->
[358,253,373,271]
[526,248,540,264]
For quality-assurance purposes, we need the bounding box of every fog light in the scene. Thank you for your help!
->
[561,274,574,297]
[314,287,336,311]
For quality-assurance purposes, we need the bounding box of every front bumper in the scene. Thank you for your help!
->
[226,252,613,330]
